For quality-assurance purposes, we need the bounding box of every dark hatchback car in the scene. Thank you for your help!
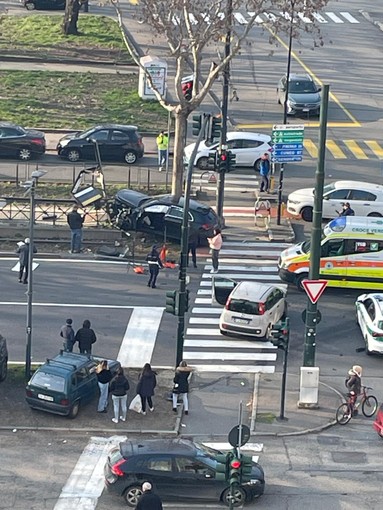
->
[0,334,8,382]
[25,352,120,418]
[57,124,144,164]
[23,0,66,9]
[107,189,218,242]
[104,439,265,507]
[0,122,46,161]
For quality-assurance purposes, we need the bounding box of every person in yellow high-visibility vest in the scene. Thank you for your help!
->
[156,130,169,172]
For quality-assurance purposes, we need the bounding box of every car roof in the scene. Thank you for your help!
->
[230,282,278,301]
[226,131,271,143]
[370,294,383,316]
[287,73,312,81]
[91,124,139,131]
[120,438,199,458]
[0,122,22,128]
[40,352,93,374]
[331,180,383,191]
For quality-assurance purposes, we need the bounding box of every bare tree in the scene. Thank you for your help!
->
[113,0,329,199]
[62,0,87,35]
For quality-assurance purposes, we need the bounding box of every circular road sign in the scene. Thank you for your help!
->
[228,424,251,448]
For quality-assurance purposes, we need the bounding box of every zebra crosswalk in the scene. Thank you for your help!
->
[183,241,289,374]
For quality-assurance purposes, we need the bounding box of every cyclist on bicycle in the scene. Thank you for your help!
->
[345,365,362,404]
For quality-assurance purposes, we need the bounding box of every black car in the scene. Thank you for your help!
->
[23,0,66,10]
[57,124,144,164]
[25,351,120,418]
[0,334,8,382]
[107,189,218,242]
[104,439,265,507]
[0,122,46,160]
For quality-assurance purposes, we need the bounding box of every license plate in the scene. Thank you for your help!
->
[38,393,54,401]
[302,108,309,112]
[233,318,250,324]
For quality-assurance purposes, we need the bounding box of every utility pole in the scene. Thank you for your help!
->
[277,0,295,225]
[25,178,35,382]
[216,0,232,227]
[303,84,330,366]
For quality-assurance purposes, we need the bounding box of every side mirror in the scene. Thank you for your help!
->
[317,87,322,92]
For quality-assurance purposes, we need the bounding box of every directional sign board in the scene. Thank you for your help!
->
[302,279,328,304]
[272,124,305,163]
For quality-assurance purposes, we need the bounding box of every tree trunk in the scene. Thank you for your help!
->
[171,109,188,200]
[62,0,82,35]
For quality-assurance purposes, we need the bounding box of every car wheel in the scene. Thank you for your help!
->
[17,148,33,161]
[67,149,81,162]
[367,212,382,217]
[197,156,209,170]
[124,151,138,165]
[68,400,80,419]
[0,356,7,382]
[300,206,313,222]
[221,486,247,507]
[25,2,36,10]
[295,273,309,291]
[254,158,262,172]
[124,485,143,508]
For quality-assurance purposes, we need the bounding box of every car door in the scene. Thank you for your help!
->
[87,128,111,161]
[272,288,286,322]
[170,456,222,501]
[73,366,97,405]
[348,189,377,216]
[227,139,245,165]
[322,188,351,218]
[109,128,130,161]
[164,206,192,240]
[211,276,238,306]
[319,238,347,286]
[240,139,265,166]
[0,127,22,156]
[356,297,373,337]
[139,456,174,499]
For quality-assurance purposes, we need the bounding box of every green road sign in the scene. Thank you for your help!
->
[272,124,305,163]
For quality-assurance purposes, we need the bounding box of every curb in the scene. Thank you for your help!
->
[359,10,383,32]
[0,424,179,434]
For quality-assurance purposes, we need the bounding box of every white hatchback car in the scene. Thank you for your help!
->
[184,131,272,171]
[287,180,383,222]
[356,293,383,355]
[213,279,287,339]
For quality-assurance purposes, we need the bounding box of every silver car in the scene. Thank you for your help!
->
[277,73,321,116]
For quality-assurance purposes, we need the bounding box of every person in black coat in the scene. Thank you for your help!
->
[136,482,163,510]
[187,230,199,268]
[110,367,130,423]
[16,238,37,284]
[67,204,86,253]
[137,363,157,415]
[172,361,193,415]
[75,319,97,354]
[146,245,163,289]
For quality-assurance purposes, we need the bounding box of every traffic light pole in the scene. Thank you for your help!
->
[303,85,329,367]
[176,115,211,366]
[279,318,289,420]
[216,0,232,227]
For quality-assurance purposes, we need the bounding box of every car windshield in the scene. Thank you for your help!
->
[301,240,310,254]
[203,141,219,149]
[30,371,66,392]
[289,79,317,93]
[78,127,98,139]
[194,443,219,469]
[323,183,336,195]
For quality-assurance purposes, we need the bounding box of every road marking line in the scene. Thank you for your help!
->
[0,302,163,309]
[343,140,369,159]
[233,12,248,24]
[191,307,222,314]
[187,364,275,373]
[220,249,280,256]
[297,12,312,23]
[184,339,277,349]
[189,317,218,324]
[118,307,163,367]
[365,140,383,159]
[203,265,278,272]
[304,139,318,158]
[326,140,346,158]
[197,289,212,295]
[247,12,264,23]
[312,12,328,23]
[184,351,277,361]
[222,242,290,248]
[340,12,359,23]
[202,273,282,281]
[325,12,344,23]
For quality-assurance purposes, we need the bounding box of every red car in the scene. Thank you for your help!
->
[373,403,383,438]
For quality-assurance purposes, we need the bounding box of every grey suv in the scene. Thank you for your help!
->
[0,334,8,382]
[277,73,321,116]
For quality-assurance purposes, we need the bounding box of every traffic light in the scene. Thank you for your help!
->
[227,150,236,172]
[207,151,217,170]
[218,151,228,173]
[240,454,253,483]
[270,319,290,350]
[192,114,203,136]
[214,453,228,481]
[229,456,241,486]
[211,116,222,140]
[165,290,178,315]
[184,289,190,313]
[181,77,193,101]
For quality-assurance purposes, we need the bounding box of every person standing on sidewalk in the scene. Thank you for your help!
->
[60,318,75,352]
[172,361,193,415]
[146,245,163,289]
[208,228,223,274]
[96,360,113,413]
[110,367,130,423]
[16,238,36,284]
[67,204,86,253]
[187,230,199,268]
[75,319,97,354]
[136,482,163,510]
[156,130,169,172]
[259,153,270,193]
[137,363,157,415]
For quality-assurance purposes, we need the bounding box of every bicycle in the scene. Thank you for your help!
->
[336,386,378,425]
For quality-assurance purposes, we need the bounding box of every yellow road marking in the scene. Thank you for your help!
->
[365,140,383,159]
[129,0,139,4]
[237,122,360,129]
[326,140,346,158]
[304,139,318,158]
[343,140,369,159]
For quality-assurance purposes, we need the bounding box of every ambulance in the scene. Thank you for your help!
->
[278,216,383,290]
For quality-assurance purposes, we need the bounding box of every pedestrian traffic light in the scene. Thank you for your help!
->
[270,318,290,350]
[218,151,228,173]
[181,77,193,101]
[211,116,222,140]
[214,453,228,481]
[207,151,217,170]
[229,456,241,486]
[165,290,178,315]
[192,114,203,136]
[240,454,253,483]
[227,150,236,172]
[184,289,190,313]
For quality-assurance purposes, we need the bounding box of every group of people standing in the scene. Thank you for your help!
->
[60,319,97,354]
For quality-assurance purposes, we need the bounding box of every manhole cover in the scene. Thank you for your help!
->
[332,452,366,463]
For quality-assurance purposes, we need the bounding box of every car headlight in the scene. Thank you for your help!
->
[287,98,296,107]
[288,199,299,205]
[59,139,70,148]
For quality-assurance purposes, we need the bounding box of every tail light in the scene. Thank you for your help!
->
[111,459,126,477]
[60,399,69,406]
[258,303,266,315]
[225,297,232,310]
[372,331,383,338]
[138,137,143,147]
[31,138,45,146]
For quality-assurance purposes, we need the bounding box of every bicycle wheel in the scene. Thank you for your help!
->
[362,395,378,417]
[336,403,352,425]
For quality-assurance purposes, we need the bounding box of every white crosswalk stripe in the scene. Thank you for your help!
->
[183,242,290,374]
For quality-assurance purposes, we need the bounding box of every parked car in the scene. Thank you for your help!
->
[57,124,144,164]
[373,403,383,439]
[0,122,46,161]
[356,293,383,355]
[25,352,120,418]
[212,279,287,339]
[277,73,321,116]
[0,334,8,382]
[107,189,218,242]
[104,438,265,507]
[184,131,272,171]
[22,0,66,9]
[287,180,383,222]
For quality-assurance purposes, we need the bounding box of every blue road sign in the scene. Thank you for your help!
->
[273,149,303,156]
[272,155,303,162]
[274,143,303,150]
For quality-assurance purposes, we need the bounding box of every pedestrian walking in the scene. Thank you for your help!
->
[156,130,169,171]
[67,204,86,253]
[137,363,157,415]
[60,318,75,352]
[259,152,270,193]
[208,228,223,274]
[146,245,163,289]
[96,360,113,413]
[16,238,37,284]
[75,319,97,354]
[187,230,198,268]
[337,202,355,217]
[110,367,130,423]
[136,482,163,510]
[172,361,193,415]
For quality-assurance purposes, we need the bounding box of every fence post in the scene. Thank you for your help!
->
[128,167,131,188]
[147,168,150,191]
[72,165,76,185]
[16,164,19,188]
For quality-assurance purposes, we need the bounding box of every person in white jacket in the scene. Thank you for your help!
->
[207,228,223,274]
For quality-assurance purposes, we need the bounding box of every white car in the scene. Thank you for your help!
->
[287,180,383,222]
[356,293,383,355]
[184,131,272,171]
